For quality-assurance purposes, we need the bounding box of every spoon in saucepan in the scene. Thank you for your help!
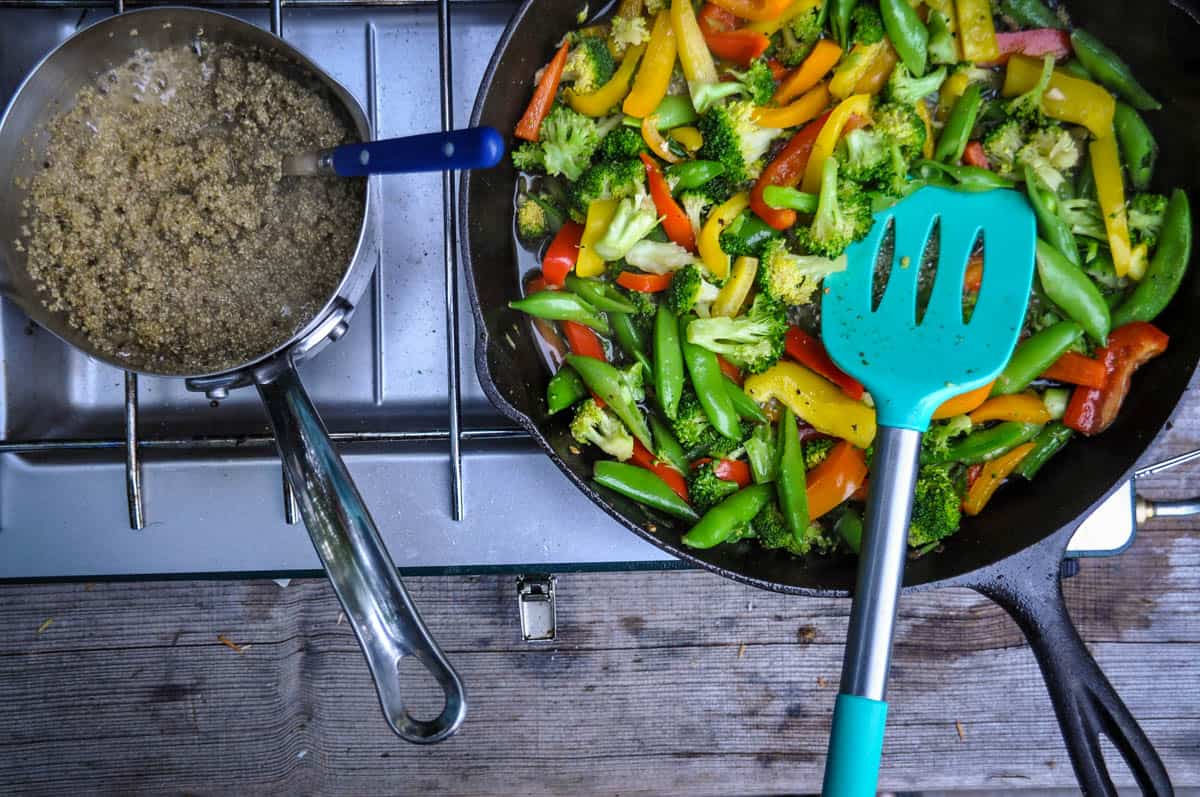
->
[818,181,1037,796]
[282,125,504,176]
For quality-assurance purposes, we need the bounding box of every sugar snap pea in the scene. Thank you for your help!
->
[566,354,654,447]
[1013,422,1073,480]
[831,0,860,49]
[1025,166,1080,267]
[594,461,699,521]
[880,0,929,77]
[995,0,1061,28]
[992,321,1084,396]
[649,414,690,473]
[612,311,653,375]
[654,305,685,419]
[680,314,741,439]
[935,84,982,164]
[681,484,773,548]
[835,507,863,554]
[510,291,610,335]
[1035,239,1111,345]
[745,423,778,484]
[547,366,587,414]
[1112,189,1193,327]
[931,422,1044,465]
[777,408,810,539]
[565,274,636,313]
[1113,102,1158,193]
[724,376,768,423]
[1070,29,1161,111]
[915,160,1015,191]
[665,160,726,190]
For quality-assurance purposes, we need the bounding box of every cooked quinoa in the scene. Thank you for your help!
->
[21,40,365,374]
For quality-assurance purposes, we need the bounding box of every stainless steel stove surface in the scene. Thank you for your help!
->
[0,1,1132,581]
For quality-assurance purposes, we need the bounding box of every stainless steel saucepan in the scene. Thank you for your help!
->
[0,7,465,743]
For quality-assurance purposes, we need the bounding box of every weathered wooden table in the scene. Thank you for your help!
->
[2,391,1198,795]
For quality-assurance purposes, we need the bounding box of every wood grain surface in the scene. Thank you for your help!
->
[1,398,1199,795]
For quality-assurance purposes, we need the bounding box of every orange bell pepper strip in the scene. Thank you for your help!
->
[698,2,737,32]
[705,30,772,65]
[963,252,984,293]
[962,140,989,169]
[617,271,674,292]
[773,39,842,105]
[800,94,870,193]
[1041,351,1107,389]
[624,12,677,118]
[806,441,869,521]
[631,440,689,500]
[962,443,1035,516]
[640,153,696,251]
[641,115,682,163]
[750,111,830,229]
[541,221,584,287]
[562,320,607,361]
[853,40,899,95]
[709,0,793,22]
[515,41,570,141]
[753,83,830,131]
[968,394,1053,425]
[931,380,994,419]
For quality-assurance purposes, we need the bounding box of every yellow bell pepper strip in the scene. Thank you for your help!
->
[829,41,886,99]
[713,256,759,317]
[746,0,821,34]
[926,0,960,60]
[806,441,870,521]
[641,114,683,163]
[774,39,843,105]
[709,0,794,22]
[624,12,677,118]
[954,0,998,62]
[576,199,619,277]
[962,442,1035,516]
[1090,135,1136,279]
[699,192,750,280]
[743,361,877,448]
[800,94,871,193]
[672,0,719,92]
[938,69,970,120]
[854,40,899,96]
[754,83,831,130]
[567,44,645,117]
[671,126,704,152]
[1002,55,1116,138]
[913,99,936,159]
[968,394,1053,425]
[932,380,995,419]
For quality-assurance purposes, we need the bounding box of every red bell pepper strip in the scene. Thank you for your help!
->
[716,355,742,383]
[632,440,690,500]
[704,29,771,65]
[640,154,696,251]
[617,271,674,292]
[766,58,788,80]
[784,326,865,400]
[562,320,607,361]
[699,2,738,32]
[515,41,570,141]
[962,140,990,169]
[1064,322,1169,436]
[541,221,584,287]
[691,457,753,487]
[979,29,1072,67]
[1042,351,1108,389]
[750,111,831,230]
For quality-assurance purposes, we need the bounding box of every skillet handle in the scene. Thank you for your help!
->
[257,364,467,744]
[975,539,1172,796]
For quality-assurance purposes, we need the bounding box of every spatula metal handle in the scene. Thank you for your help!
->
[822,426,922,796]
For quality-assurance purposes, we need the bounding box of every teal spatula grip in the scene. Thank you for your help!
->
[822,693,888,797]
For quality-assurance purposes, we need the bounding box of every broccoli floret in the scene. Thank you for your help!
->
[837,128,890,183]
[731,59,778,106]
[803,437,836,469]
[686,293,788,373]
[597,127,649,162]
[1059,198,1106,240]
[1129,193,1169,248]
[851,4,884,44]
[873,102,927,158]
[570,158,646,220]
[512,104,601,181]
[516,194,551,241]
[794,157,875,259]
[665,262,722,316]
[908,465,963,547]
[926,8,957,65]
[697,100,782,185]
[563,36,616,95]
[920,414,972,463]
[680,191,713,240]
[885,63,948,106]
[757,237,847,306]
[644,0,665,13]
[609,15,649,56]
[625,240,697,274]
[982,118,1024,177]
[671,390,747,456]
[754,502,838,555]
[594,192,661,261]
[1016,125,1081,193]
[719,211,781,257]
[511,142,546,173]
[1006,54,1055,124]
[687,460,742,513]
[771,5,823,67]
[570,399,635,461]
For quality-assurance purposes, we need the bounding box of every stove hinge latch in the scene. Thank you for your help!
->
[517,575,557,642]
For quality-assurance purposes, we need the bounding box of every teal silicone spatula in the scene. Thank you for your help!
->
[819,185,1036,796]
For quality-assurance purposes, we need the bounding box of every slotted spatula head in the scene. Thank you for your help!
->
[822,185,1037,431]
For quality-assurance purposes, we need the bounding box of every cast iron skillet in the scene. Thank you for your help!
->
[462,0,1200,791]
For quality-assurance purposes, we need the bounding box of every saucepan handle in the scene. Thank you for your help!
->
[974,536,1171,795]
[256,364,467,744]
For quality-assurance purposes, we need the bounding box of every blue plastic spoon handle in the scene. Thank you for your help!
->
[331,126,505,176]
[823,693,888,797]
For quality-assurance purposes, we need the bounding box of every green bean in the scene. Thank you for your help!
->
[762,185,819,213]
[724,376,768,423]
[777,408,810,539]
[654,305,685,419]
[835,507,863,554]
[992,321,1084,396]
[935,84,982,164]
[1113,102,1158,193]
[880,0,929,77]
[681,484,773,548]
[680,314,741,438]
[915,160,1014,191]
[566,354,654,448]
[665,160,726,190]
[830,0,859,49]
[1024,166,1081,267]
[611,312,653,375]
[565,275,636,313]
[1112,190,1193,327]
[745,423,778,484]
[510,291,610,335]
[1059,59,1092,81]
[1035,239,1111,345]
[594,461,699,521]
[995,0,1061,28]
[546,366,587,414]
[649,414,690,473]
[1013,422,1074,480]
[932,422,1044,465]
[623,95,698,129]
[1070,30,1161,111]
